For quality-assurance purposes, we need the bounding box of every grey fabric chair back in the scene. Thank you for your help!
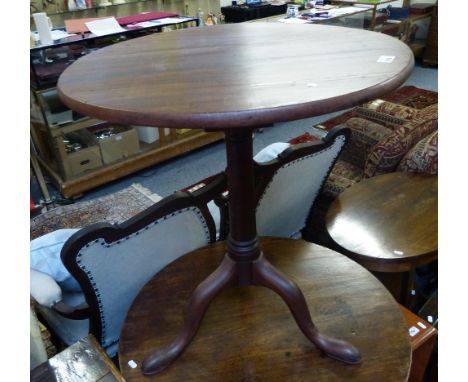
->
[60,184,222,355]
[254,127,349,239]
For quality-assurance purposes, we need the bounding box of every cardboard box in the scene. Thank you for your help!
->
[62,131,103,178]
[67,146,102,177]
[176,128,192,136]
[135,126,159,144]
[133,126,170,144]
[88,124,140,164]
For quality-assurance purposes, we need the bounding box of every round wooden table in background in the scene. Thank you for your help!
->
[326,172,438,303]
[57,23,414,375]
[119,238,411,382]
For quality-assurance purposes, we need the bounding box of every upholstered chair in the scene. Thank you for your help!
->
[190,127,348,241]
[252,126,349,239]
[30,178,225,357]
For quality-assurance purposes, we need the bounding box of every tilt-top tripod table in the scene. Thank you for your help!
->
[58,23,414,377]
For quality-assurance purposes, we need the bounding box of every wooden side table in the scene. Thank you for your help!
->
[399,304,437,382]
[30,335,125,382]
[326,172,438,304]
[119,238,411,381]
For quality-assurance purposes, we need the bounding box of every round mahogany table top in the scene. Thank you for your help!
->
[326,172,438,272]
[58,23,414,130]
[119,237,411,381]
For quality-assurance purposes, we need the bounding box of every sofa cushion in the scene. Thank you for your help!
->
[355,106,406,129]
[362,100,422,122]
[339,118,392,169]
[363,105,438,178]
[397,130,438,174]
[323,160,363,197]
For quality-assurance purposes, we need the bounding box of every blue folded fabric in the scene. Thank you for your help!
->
[30,228,82,292]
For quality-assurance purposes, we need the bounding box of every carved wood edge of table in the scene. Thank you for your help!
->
[326,172,438,273]
[118,237,411,382]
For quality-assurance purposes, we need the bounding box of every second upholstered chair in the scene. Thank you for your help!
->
[253,126,350,239]
[210,126,349,240]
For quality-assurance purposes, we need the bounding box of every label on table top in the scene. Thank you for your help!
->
[417,321,427,329]
[377,55,395,63]
[409,326,420,337]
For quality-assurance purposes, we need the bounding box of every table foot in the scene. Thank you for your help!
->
[141,256,238,376]
[142,251,361,376]
[252,255,362,365]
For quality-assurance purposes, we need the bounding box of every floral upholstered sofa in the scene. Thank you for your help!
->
[303,86,438,244]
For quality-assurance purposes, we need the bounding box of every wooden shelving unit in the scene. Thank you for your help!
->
[30,16,225,199]
[32,125,223,198]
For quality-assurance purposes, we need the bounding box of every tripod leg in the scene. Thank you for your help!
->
[141,255,238,375]
[252,255,362,364]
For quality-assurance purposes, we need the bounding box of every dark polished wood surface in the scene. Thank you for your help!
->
[326,172,438,273]
[58,23,414,130]
[119,238,411,381]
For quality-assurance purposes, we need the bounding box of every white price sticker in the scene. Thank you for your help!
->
[377,55,395,63]
[409,326,420,337]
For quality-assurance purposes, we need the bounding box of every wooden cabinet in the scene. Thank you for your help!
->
[400,0,436,58]
[30,18,224,198]
[422,1,437,66]
[331,0,399,31]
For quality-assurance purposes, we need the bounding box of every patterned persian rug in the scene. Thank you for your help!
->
[30,184,162,240]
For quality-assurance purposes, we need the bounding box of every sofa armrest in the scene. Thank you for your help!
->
[52,301,90,320]
[364,117,438,178]
[338,118,392,169]
[397,130,438,174]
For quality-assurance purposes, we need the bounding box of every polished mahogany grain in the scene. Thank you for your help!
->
[58,23,414,130]
[326,172,438,273]
[119,238,411,381]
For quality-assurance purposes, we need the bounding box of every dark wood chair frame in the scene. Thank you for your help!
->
[48,175,227,348]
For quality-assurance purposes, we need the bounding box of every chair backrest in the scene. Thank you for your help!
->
[60,178,224,352]
[254,126,349,238]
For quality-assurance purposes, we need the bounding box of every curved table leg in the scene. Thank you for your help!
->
[141,256,238,375]
[252,255,362,365]
[142,128,361,375]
